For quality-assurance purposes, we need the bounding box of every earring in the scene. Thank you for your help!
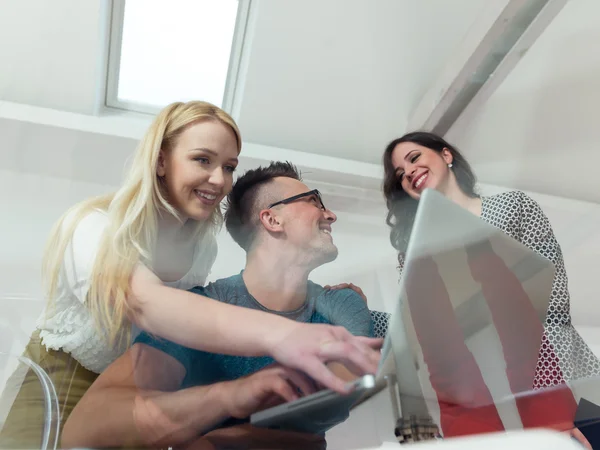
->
[448,163,453,168]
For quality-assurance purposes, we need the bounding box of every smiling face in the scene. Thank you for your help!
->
[268,177,338,266]
[157,119,239,222]
[391,141,453,200]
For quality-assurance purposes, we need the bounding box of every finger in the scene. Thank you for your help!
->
[325,328,382,367]
[570,428,592,450]
[281,368,317,396]
[261,365,316,395]
[349,283,365,295]
[327,283,349,290]
[355,337,385,367]
[349,345,381,371]
[300,358,349,393]
[319,340,379,375]
[258,396,290,415]
[355,336,385,350]
[323,285,331,289]
[328,327,384,351]
[269,376,300,403]
[356,337,385,366]
[327,324,356,339]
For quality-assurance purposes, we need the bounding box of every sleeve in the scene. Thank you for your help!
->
[514,191,572,318]
[514,191,566,270]
[133,331,193,375]
[398,253,406,281]
[62,211,110,304]
[131,285,214,374]
[320,289,374,337]
[513,193,584,397]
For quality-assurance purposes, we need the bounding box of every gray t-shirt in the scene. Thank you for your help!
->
[136,272,373,385]
[134,272,374,433]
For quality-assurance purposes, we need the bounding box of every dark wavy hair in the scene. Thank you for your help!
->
[382,131,479,258]
[224,161,301,251]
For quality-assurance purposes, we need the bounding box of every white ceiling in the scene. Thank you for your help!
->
[0,0,596,203]
[446,0,600,203]
[236,0,490,163]
[0,0,489,159]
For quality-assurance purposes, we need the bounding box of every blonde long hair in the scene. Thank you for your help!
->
[42,101,241,345]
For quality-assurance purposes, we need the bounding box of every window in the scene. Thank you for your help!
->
[106,0,250,114]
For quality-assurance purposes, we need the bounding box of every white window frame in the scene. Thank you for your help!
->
[105,0,252,115]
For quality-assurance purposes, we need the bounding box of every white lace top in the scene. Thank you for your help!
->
[37,210,218,373]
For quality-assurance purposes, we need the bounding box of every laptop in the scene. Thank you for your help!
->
[251,188,555,434]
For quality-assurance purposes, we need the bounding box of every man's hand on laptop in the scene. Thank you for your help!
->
[220,365,316,419]
[267,322,382,394]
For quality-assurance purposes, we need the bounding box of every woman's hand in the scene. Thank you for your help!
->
[325,283,368,304]
[266,322,382,394]
[564,427,592,449]
[130,266,381,394]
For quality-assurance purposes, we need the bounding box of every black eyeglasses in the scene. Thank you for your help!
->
[268,189,326,211]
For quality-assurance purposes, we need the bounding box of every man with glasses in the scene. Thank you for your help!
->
[62,161,376,449]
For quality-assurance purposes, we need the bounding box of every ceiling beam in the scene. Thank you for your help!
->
[407,0,568,136]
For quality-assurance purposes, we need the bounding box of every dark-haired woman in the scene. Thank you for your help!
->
[383,131,598,446]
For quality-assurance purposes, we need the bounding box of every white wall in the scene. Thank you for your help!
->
[0,0,108,114]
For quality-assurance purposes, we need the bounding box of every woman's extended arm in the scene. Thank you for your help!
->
[129,264,382,393]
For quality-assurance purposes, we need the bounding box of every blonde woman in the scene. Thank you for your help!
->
[1,101,380,446]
